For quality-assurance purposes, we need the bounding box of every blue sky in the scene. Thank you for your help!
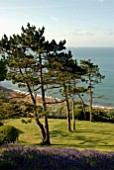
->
[0,0,114,47]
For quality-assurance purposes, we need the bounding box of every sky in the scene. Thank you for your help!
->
[0,0,114,47]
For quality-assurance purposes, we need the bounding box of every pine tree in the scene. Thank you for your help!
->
[80,59,105,122]
[46,51,83,131]
[0,23,66,144]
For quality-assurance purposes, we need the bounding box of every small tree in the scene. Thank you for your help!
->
[80,59,105,122]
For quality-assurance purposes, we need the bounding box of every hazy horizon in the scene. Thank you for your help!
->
[0,0,114,47]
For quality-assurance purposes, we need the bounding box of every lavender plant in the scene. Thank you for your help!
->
[0,145,114,170]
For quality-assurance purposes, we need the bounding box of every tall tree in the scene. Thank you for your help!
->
[0,23,66,144]
[80,59,105,122]
[71,85,87,120]
[47,51,83,132]
[66,79,87,130]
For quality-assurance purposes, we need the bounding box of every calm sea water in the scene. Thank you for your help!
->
[0,47,114,107]
[70,47,114,107]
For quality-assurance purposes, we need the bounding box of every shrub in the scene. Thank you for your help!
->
[92,108,114,122]
[48,103,66,119]
[107,109,114,121]
[0,125,19,145]
[75,108,84,120]
[0,122,3,126]
[1,145,114,170]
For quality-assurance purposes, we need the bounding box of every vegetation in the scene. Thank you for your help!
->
[80,59,105,122]
[0,58,7,82]
[1,145,114,170]
[0,23,68,145]
[3,118,114,151]
[1,115,114,169]
[0,23,106,147]
[0,23,81,143]
[0,22,114,169]
[0,125,19,145]
[47,101,114,122]
[47,51,84,132]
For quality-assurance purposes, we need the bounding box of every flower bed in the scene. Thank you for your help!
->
[0,145,114,170]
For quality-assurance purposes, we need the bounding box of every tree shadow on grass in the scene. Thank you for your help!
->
[75,129,114,136]
[50,130,68,137]
[33,134,113,150]
[18,128,114,150]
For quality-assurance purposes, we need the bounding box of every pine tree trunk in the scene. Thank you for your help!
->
[78,94,86,120]
[44,114,50,144]
[26,82,47,143]
[88,74,93,122]
[63,85,72,132]
[71,97,76,131]
[89,89,93,122]
[39,54,50,145]
[34,113,46,142]
[42,86,50,144]
[65,94,72,132]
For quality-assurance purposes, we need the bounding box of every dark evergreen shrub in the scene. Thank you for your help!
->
[0,125,19,145]
[92,108,114,122]
[0,122,3,126]
[75,109,84,120]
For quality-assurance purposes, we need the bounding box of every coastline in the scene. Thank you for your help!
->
[92,105,114,111]
[0,85,60,105]
[1,47,114,109]
[0,85,114,110]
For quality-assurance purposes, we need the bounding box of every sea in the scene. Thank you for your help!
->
[0,47,114,108]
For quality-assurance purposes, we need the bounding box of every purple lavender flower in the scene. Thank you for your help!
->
[0,145,114,170]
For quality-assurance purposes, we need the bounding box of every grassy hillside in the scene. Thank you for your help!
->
[4,118,114,151]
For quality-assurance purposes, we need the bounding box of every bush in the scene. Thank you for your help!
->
[1,145,114,170]
[92,108,114,122]
[107,109,114,121]
[0,122,3,126]
[75,108,84,120]
[0,125,19,145]
[48,103,66,119]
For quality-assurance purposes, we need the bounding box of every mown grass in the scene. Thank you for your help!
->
[4,118,114,151]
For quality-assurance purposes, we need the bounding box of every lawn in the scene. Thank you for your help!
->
[4,118,114,151]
